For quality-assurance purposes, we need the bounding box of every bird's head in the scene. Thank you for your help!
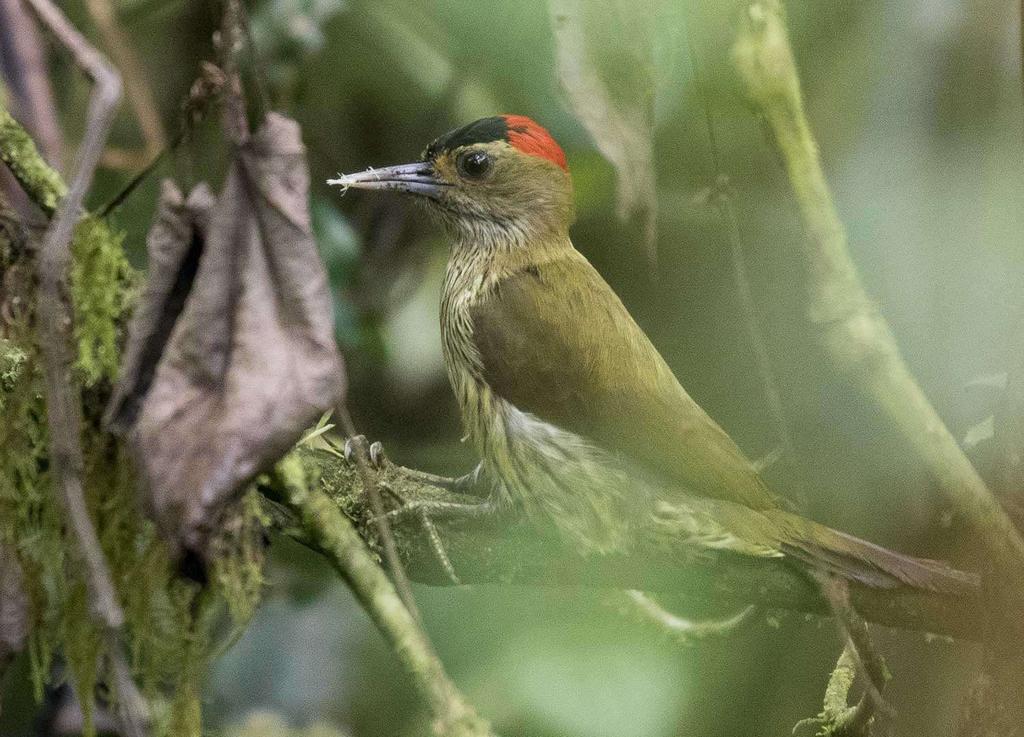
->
[330,115,574,246]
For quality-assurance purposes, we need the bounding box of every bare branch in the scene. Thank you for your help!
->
[0,0,62,168]
[26,0,124,637]
[21,1,148,734]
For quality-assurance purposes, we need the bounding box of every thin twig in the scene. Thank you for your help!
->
[336,405,424,626]
[685,22,793,457]
[83,0,166,164]
[21,2,148,735]
[817,575,890,717]
[96,134,176,217]
[799,575,891,737]
[218,0,250,145]
[0,0,62,168]
[99,61,225,217]
[235,0,272,117]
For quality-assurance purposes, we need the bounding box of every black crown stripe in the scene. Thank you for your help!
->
[423,117,509,161]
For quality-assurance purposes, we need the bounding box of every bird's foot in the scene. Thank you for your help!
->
[373,490,501,586]
[373,488,501,524]
[344,437,485,496]
[343,435,391,470]
[342,437,496,584]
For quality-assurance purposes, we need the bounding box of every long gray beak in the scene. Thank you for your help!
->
[327,162,448,200]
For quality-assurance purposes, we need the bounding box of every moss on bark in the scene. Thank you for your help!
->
[0,108,263,737]
[0,107,66,215]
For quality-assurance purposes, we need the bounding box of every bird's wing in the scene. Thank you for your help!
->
[470,251,779,510]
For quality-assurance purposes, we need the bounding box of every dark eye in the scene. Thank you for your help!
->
[457,150,492,179]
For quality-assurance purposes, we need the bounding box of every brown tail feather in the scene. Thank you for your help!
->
[773,512,979,596]
[652,498,978,595]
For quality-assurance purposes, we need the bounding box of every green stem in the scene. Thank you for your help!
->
[272,457,496,737]
[730,0,1024,577]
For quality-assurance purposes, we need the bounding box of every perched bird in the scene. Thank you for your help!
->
[330,115,973,593]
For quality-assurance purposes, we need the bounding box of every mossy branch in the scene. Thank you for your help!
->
[793,646,875,737]
[0,105,66,215]
[272,448,982,641]
[730,0,1024,577]
[5,61,239,737]
[266,457,496,737]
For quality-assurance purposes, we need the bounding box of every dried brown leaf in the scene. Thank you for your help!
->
[107,113,345,560]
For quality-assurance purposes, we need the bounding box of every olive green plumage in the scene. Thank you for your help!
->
[332,115,976,595]
[470,252,777,512]
[464,247,972,592]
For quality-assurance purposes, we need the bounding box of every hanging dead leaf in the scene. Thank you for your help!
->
[106,112,345,562]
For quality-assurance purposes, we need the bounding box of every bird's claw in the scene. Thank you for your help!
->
[452,463,486,496]
[342,435,362,464]
[368,440,387,468]
[343,435,390,470]
[342,440,491,584]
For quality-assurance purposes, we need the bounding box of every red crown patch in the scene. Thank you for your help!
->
[503,115,568,171]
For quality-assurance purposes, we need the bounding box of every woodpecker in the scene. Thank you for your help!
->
[330,114,974,593]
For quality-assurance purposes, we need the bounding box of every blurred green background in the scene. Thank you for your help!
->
[3,0,1022,735]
